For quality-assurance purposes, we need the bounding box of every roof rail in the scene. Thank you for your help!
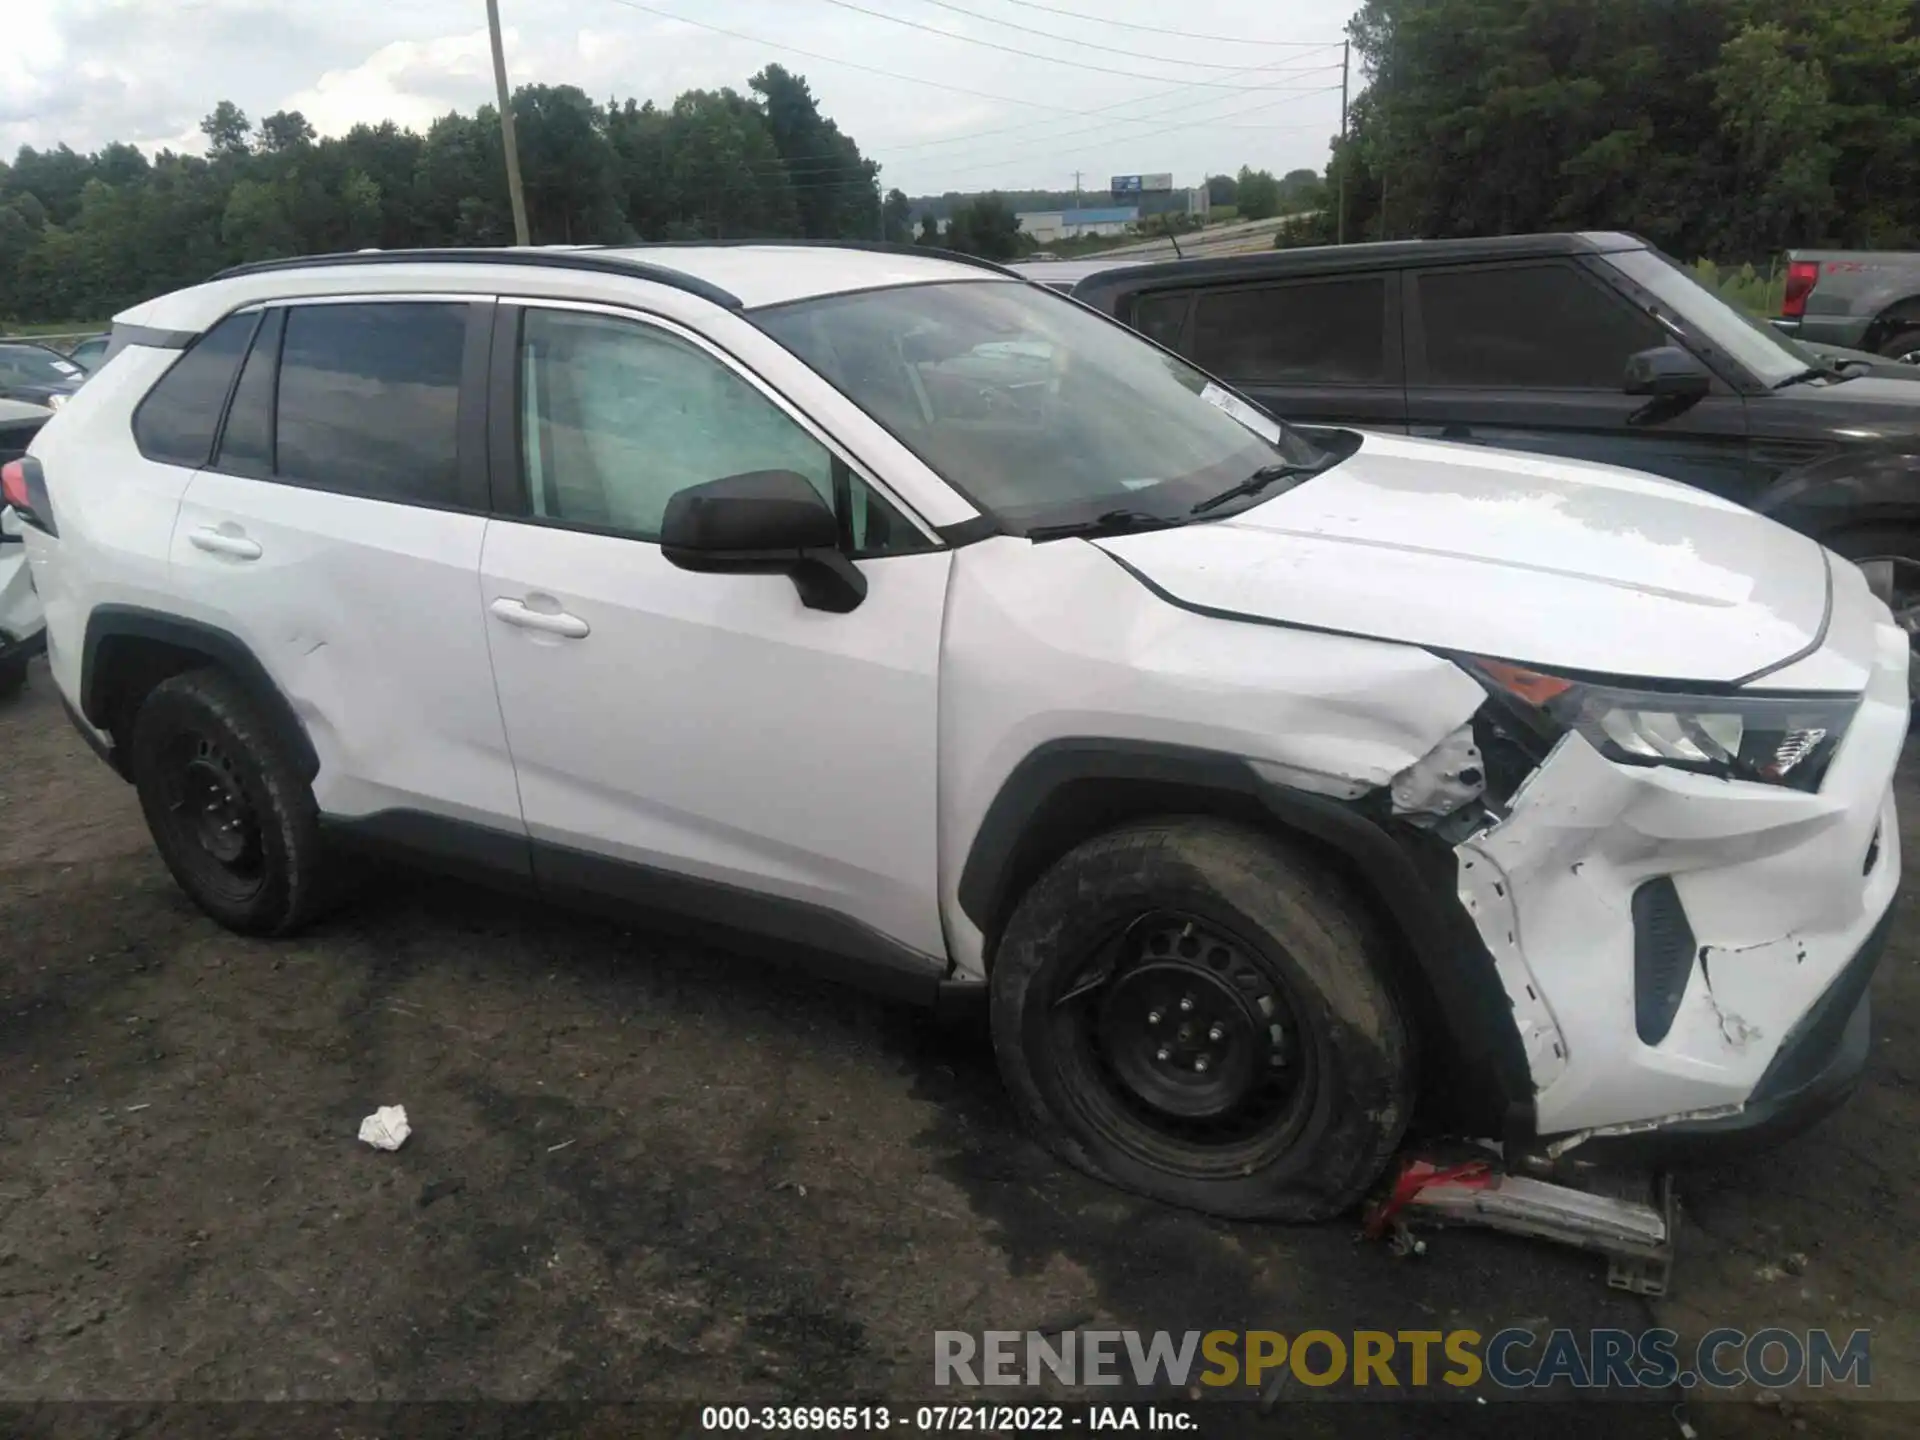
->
[211,247,744,310]
[613,237,1025,280]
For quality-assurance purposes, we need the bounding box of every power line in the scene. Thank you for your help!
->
[803,0,1340,88]
[897,0,1341,71]
[970,0,1339,46]
[933,83,1342,182]
[594,0,1096,119]
[875,49,1345,158]
[894,70,1341,180]
[590,0,1337,171]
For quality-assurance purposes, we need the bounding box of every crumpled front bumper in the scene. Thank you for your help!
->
[1450,590,1908,1148]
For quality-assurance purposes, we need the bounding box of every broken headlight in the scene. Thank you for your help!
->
[1466,658,1856,793]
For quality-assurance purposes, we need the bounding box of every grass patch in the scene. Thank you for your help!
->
[1688,258,1780,318]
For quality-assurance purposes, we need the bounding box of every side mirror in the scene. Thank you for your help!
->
[660,469,867,613]
[1624,345,1711,400]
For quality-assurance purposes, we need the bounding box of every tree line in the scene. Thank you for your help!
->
[1314,0,1920,259]
[0,66,898,325]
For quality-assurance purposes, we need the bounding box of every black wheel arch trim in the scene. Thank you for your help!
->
[957,737,1537,1138]
[1750,447,1920,544]
[80,606,321,781]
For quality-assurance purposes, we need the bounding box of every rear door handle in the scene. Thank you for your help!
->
[490,596,590,639]
[188,526,262,560]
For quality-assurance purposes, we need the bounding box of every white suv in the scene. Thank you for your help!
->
[9,244,1908,1219]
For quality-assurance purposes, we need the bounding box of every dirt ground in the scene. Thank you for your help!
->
[3,654,1918,1438]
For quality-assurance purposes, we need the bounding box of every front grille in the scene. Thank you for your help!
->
[1632,877,1696,1046]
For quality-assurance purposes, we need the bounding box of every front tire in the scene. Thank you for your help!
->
[128,668,338,935]
[1875,325,1920,366]
[990,818,1413,1221]
[0,654,27,700]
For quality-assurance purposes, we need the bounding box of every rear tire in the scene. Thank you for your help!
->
[989,818,1413,1221]
[128,667,338,935]
[1874,325,1920,366]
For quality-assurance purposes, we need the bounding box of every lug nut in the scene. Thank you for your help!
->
[1208,1023,1225,1042]
[1147,1009,1162,1025]
[1194,1056,1211,1073]
[1155,1046,1171,1062]
[1179,996,1195,1014]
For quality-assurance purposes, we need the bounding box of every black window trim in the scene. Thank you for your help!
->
[196,294,495,517]
[209,306,284,480]
[1403,256,1678,393]
[1142,272,1404,389]
[484,297,946,558]
[1580,253,1766,397]
[130,308,263,470]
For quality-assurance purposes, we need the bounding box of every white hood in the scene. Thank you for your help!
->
[1095,432,1830,684]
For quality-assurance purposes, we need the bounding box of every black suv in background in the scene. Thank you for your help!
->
[1023,234,1920,660]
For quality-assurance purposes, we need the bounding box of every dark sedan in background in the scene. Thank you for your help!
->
[0,340,86,409]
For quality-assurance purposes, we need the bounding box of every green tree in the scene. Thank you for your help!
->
[1236,166,1282,220]
[942,195,1023,260]
[1205,173,1238,208]
[256,110,317,155]
[882,187,913,244]
[750,65,878,240]
[200,102,253,161]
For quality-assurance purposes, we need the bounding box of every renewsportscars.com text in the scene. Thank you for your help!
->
[933,1327,1872,1392]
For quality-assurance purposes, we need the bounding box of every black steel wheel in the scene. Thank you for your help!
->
[1049,911,1317,1178]
[991,818,1413,1221]
[128,667,339,935]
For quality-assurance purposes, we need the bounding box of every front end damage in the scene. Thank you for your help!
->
[1386,617,1908,1153]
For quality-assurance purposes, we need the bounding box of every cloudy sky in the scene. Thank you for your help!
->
[7,0,1359,196]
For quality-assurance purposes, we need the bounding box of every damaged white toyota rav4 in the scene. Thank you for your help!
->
[11,244,1907,1220]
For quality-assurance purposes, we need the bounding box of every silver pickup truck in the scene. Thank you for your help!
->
[1776,249,1920,363]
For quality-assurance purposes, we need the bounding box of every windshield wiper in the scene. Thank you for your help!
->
[1190,462,1316,516]
[1026,508,1183,542]
[1774,365,1829,388]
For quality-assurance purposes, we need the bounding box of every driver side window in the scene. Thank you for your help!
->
[518,308,920,553]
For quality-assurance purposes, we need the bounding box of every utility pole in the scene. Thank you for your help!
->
[1072,170,1082,212]
[486,0,531,247]
[1337,39,1349,245]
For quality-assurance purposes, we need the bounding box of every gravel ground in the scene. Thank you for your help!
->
[3,656,1917,1438]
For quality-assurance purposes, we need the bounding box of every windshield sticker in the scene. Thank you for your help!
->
[1200,383,1281,445]
[52,361,82,376]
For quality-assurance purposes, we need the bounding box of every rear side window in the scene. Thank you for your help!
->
[132,313,259,467]
[1417,263,1665,389]
[1191,277,1388,384]
[1132,292,1191,350]
[275,303,465,506]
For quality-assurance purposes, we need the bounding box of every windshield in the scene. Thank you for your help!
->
[0,345,83,387]
[752,280,1325,533]
[1605,248,1809,387]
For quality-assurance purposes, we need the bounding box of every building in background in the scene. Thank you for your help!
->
[1015,205,1139,243]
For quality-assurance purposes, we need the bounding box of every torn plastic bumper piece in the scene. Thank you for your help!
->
[1364,1157,1676,1296]
[1568,902,1890,1162]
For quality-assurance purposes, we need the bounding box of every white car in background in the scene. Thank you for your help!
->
[0,396,52,697]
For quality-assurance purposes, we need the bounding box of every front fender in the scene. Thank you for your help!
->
[1751,445,1920,540]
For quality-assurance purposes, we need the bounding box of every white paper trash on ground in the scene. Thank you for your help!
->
[358,1105,411,1151]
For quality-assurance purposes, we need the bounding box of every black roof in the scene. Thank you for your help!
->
[1061,231,1652,300]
